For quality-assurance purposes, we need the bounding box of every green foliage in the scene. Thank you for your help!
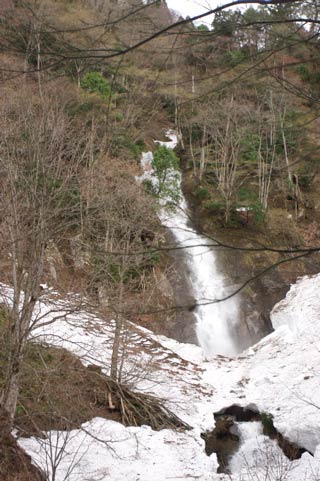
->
[73,101,96,114]
[212,10,240,36]
[114,111,124,122]
[145,251,160,268]
[298,175,312,189]
[197,24,210,32]
[261,412,274,433]
[124,138,146,160]
[81,72,112,99]
[241,6,267,24]
[92,247,159,287]
[204,200,225,216]
[296,65,320,95]
[24,343,55,368]
[297,165,314,189]
[91,254,127,285]
[250,202,266,224]
[112,135,145,160]
[195,186,210,201]
[152,145,179,176]
[226,49,249,67]
[236,187,265,224]
[238,186,258,203]
[280,113,300,153]
[0,307,8,327]
[297,64,312,82]
[151,146,181,204]
[134,139,146,157]
[114,84,127,94]
[142,179,156,196]
[240,134,261,163]
[35,174,81,219]
[15,405,24,415]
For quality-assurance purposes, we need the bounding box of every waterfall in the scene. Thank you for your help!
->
[138,131,240,357]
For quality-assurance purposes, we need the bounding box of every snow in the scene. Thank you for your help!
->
[20,418,217,481]
[154,129,179,149]
[271,274,320,336]
[14,272,320,480]
[236,207,252,212]
[229,421,319,481]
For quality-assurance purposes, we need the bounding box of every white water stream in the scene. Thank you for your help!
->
[229,422,288,477]
[139,131,240,357]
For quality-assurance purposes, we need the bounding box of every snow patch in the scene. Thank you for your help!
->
[19,418,217,481]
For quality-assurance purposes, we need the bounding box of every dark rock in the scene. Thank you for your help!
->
[203,404,311,475]
[202,415,240,474]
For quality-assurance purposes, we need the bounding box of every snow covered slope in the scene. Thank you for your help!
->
[17,274,320,480]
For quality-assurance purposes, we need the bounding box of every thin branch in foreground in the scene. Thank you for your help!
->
[128,251,310,316]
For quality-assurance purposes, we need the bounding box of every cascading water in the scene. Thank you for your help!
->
[228,422,288,477]
[138,131,240,357]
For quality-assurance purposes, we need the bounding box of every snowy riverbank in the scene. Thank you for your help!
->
[16,273,320,480]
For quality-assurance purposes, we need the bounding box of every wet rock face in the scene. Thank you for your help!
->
[147,227,198,345]
[167,247,198,344]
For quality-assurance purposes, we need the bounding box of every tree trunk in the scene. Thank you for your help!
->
[110,265,125,381]
[110,315,123,381]
[3,366,20,424]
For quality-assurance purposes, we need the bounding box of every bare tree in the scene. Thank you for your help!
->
[0,85,90,425]
[35,429,87,481]
[212,95,244,223]
[79,160,160,382]
[258,91,277,212]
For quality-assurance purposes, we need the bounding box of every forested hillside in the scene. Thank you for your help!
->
[1,1,320,479]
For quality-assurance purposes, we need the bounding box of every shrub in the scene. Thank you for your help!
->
[251,202,266,224]
[238,186,258,203]
[81,72,112,99]
[142,179,156,196]
[197,24,210,32]
[204,200,225,215]
[240,133,260,163]
[112,135,145,160]
[226,49,249,67]
[195,186,210,201]
[297,64,311,82]
[297,166,314,189]
[261,412,274,434]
